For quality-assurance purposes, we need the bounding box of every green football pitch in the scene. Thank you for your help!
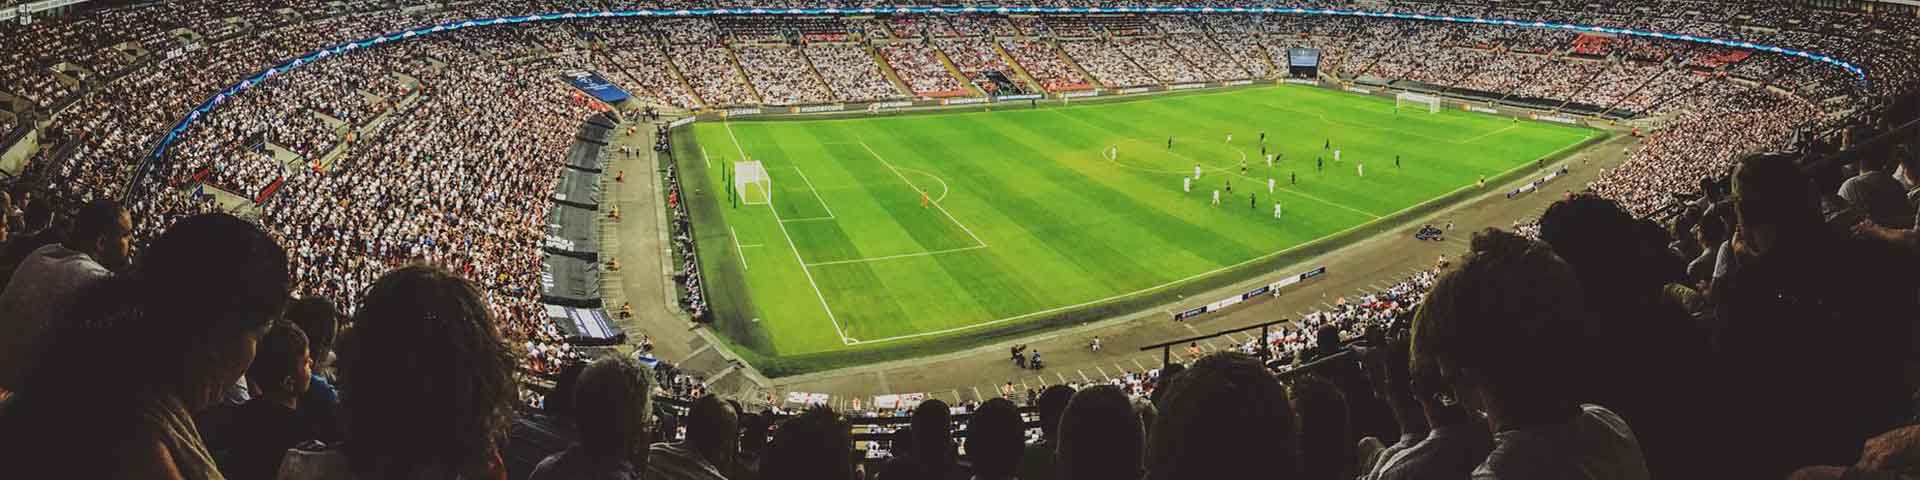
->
[673,85,1600,375]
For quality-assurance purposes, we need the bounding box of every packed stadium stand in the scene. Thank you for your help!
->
[1,0,1918,478]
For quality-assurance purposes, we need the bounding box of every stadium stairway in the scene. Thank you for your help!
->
[1114,38,1167,85]
[1206,31,1269,80]
[659,42,710,110]
[989,39,1045,93]
[799,46,840,101]
[1549,58,1614,114]
[930,41,985,97]
[866,42,917,98]
[1049,37,1106,90]
[723,45,767,105]
[1599,62,1672,116]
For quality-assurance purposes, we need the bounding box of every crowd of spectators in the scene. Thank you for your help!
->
[670,43,761,107]
[599,36,706,110]
[1592,83,1823,216]
[878,42,967,98]
[733,46,834,106]
[2,3,1920,479]
[935,38,1027,95]
[1059,40,1157,88]
[999,40,1091,92]
[806,44,906,102]
[658,128,711,320]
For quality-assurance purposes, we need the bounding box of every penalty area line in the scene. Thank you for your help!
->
[790,166,836,219]
[804,245,988,267]
[723,119,854,346]
[858,141,988,248]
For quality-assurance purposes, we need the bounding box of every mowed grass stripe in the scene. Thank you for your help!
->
[988,110,1279,268]
[867,123,1159,295]
[694,127,846,353]
[689,86,1599,358]
[801,120,1065,325]
[1027,102,1379,248]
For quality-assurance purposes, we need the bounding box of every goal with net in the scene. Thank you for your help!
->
[1395,92,1442,114]
[735,161,771,205]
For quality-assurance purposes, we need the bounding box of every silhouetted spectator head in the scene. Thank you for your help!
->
[1898,144,1919,185]
[65,199,132,270]
[1695,213,1726,250]
[1131,396,1157,439]
[334,264,517,478]
[133,212,291,410]
[912,399,957,472]
[765,406,854,480]
[1037,384,1076,441]
[1540,194,1671,291]
[1411,229,1583,421]
[574,356,656,462]
[1732,152,1820,255]
[0,213,289,478]
[1147,352,1298,479]
[284,296,339,362]
[248,322,312,399]
[687,394,741,465]
[742,410,772,455]
[1316,324,1342,352]
[968,398,1024,480]
[1291,374,1354,480]
[1059,385,1143,480]
[1149,363,1184,405]
[545,361,588,421]
[19,190,51,232]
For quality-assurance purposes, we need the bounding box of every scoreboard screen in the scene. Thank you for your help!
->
[1288,48,1322,67]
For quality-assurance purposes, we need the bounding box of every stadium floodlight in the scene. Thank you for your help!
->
[1396,92,1442,114]
[736,161,771,206]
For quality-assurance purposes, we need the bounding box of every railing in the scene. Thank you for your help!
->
[1799,115,1920,176]
[1139,317,1289,366]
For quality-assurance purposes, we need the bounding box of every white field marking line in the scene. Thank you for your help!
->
[731,227,751,270]
[858,141,989,248]
[892,166,952,203]
[1055,110,1382,219]
[1461,123,1521,144]
[1096,138,1241,176]
[790,166,836,219]
[972,386,985,401]
[1078,370,1092,383]
[1264,102,1519,146]
[1132,358,1148,370]
[1094,365,1111,381]
[842,130,1610,347]
[1056,372,1068,384]
[701,147,714,169]
[779,216,836,223]
[724,119,853,345]
[1048,108,1245,174]
[804,245,989,267]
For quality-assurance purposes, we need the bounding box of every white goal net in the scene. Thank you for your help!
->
[735,161,771,205]
[1396,92,1442,114]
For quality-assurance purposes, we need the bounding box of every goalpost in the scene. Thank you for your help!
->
[1395,92,1442,114]
[735,161,771,205]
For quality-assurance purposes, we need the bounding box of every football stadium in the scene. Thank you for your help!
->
[0,1,1917,478]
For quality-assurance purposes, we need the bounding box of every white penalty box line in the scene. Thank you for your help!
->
[771,165,840,222]
[724,119,855,345]
[858,141,989,249]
